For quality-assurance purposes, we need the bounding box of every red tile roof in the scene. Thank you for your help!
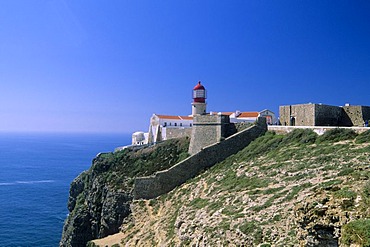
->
[221,112,234,116]
[237,112,259,118]
[180,116,193,120]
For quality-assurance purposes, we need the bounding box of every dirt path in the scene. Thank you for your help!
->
[91,232,125,246]
[145,199,166,246]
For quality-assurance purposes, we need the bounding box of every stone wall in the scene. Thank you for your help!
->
[165,127,192,140]
[295,104,315,126]
[133,117,267,199]
[279,104,315,126]
[279,105,290,126]
[342,106,362,126]
[188,114,231,155]
[280,103,370,127]
[268,125,369,135]
[314,104,342,126]
[342,106,370,127]
[363,106,370,125]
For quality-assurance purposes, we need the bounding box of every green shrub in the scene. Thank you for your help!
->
[89,137,191,190]
[333,187,356,200]
[360,181,370,208]
[341,219,370,246]
[239,221,263,244]
[260,244,271,247]
[281,129,317,145]
[363,181,370,198]
[239,221,258,235]
[319,179,343,189]
[283,183,312,202]
[356,130,370,144]
[239,131,283,159]
[177,151,190,162]
[190,197,209,209]
[272,214,281,221]
[338,168,355,176]
[317,128,357,143]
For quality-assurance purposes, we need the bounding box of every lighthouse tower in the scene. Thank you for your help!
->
[191,81,207,116]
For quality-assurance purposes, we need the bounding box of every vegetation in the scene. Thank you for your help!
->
[333,187,357,200]
[88,137,190,190]
[68,137,191,242]
[95,128,370,246]
[341,219,370,246]
[317,128,357,143]
[356,130,370,144]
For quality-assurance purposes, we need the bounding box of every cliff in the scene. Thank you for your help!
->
[60,137,190,247]
[89,128,370,246]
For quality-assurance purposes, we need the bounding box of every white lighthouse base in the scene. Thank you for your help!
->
[192,102,207,116]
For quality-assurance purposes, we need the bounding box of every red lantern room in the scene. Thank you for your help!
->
[192,81,207,103]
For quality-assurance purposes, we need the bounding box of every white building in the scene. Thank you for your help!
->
[213,110,276,125]
[131,81,276,146]
[132,131,148,145]
[259,109,276,125]
[147,114,193,144]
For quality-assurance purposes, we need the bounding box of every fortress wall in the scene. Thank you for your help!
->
[279,105,290,126]
[268,125,369,135]
[294,104,315,126]
[341,106,370,127]
[362,106,370,124]
[279,104,315,126]
[188,115,230,155]
[133,117,267,199]
[342,106,362,126]
[165,128,192,140]
[314,104,342,126]
[280,103,370,128]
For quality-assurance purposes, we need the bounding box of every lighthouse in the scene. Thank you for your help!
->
[191,81,207,116]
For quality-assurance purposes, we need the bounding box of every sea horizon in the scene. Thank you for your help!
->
[0,132,132,246]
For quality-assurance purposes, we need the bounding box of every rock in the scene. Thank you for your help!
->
[60,137,190,247]
[60,170,132,247]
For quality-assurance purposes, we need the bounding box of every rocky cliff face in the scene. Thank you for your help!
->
[60,170,132,247]
[90,129,370,247]
[60,137,190,247]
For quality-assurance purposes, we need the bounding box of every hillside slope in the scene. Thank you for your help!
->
[60,137,190,247]
[91,129,370,247]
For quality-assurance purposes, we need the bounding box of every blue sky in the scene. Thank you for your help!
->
[1,1,370,133]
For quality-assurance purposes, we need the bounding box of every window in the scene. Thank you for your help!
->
[164,122,167,127]
[190,123,192,127]
[180,123,182,126]
[193,89,205,98]
[174,123,177,126]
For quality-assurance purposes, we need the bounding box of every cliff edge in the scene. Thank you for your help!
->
[91,128,370,246]
[60,137,190,247]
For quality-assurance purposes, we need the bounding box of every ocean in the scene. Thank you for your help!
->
[0,132,131,247]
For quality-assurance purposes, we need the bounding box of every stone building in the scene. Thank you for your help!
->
[131,81,276,146]
[223,109,276,125]
[280,103,370,127]
[188,114,231,155]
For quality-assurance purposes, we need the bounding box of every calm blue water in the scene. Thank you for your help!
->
[0,132,131,247]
